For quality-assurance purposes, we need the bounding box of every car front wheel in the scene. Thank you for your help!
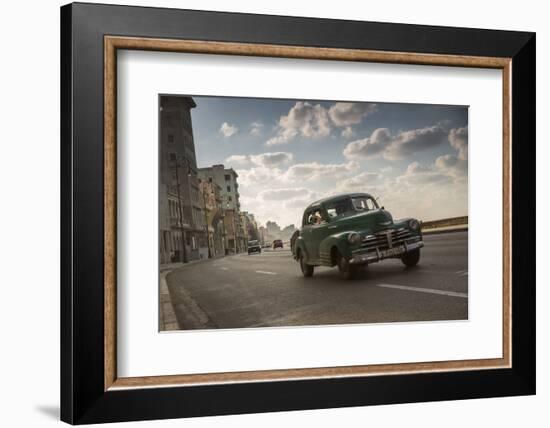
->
[337,252,361,279]
[401,248,420,267]
[299,251,314,277]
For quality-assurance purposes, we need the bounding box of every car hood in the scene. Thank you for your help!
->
[336,209,394,232]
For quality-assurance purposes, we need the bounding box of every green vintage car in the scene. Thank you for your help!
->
[292,193,424,279]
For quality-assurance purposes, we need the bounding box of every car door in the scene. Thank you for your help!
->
[308,206,332,262]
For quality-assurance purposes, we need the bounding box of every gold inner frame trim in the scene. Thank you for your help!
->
[104,35,512,391]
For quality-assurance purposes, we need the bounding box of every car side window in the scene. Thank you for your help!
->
[308,209,326,226]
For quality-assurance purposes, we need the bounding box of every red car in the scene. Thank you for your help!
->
[273,239,283,249]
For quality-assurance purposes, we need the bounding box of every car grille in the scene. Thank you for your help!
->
[360,228,418,252]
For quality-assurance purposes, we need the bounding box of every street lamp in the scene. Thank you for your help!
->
[227,201,237,254]
[202,187,212,258]
[171,156,188,263]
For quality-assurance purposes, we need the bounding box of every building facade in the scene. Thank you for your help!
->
[198,165,247,253]
[198,179,226,257]
[159,95,208,264]
[198,165,241,211]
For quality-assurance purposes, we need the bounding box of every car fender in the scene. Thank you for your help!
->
[293,236,309,261]
[393,217,413,228]
[393,218,422,237]
[319,232,354,263]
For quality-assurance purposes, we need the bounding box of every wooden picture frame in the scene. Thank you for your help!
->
[61,2,535,424]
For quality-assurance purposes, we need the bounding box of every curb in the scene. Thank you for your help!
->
[159,269,180,331]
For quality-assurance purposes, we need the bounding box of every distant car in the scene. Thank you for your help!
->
[247,240,262,255]
[292,193,424,279]
[273,239,283,249]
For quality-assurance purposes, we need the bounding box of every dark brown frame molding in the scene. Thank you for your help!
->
[104,36,512,391]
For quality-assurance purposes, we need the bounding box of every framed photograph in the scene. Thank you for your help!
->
[61,2,535,424]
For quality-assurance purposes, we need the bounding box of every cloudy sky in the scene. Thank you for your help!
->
[190,96,468,229]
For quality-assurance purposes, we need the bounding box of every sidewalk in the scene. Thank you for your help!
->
[159,254,226,331]
[160,253,226,272]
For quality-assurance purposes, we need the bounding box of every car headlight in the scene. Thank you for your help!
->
[348,232,362,245]
[409,219,420,231]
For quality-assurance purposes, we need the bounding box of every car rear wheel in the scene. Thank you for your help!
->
[401,248,420,267]
[337,252,361,280]
[299,251,314,277]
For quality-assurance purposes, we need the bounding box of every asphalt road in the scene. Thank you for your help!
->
[165,231,468,330]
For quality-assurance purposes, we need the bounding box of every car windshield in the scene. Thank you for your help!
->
[325,196,378,218]
[249,240,259,245]
[351,196,378,211]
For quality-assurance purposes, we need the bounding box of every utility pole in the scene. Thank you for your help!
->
[221,206,227,255]
[202,186,212,258]
[172,157,188,263]
[227,202,237,254]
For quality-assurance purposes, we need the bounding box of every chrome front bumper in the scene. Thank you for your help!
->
[349,240,424,265]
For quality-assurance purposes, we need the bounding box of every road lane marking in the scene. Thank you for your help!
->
[220,267,228,270]
[255,270,277,275]
[376,283,468,299]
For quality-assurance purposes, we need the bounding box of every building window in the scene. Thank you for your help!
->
[208,177,212,183]
[228,196,232,201]
[168,134,174,143]
[227,185,231,192]
[224,174,230,181]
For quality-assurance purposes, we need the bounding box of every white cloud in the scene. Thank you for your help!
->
[249,121,263,136]
[396,154,468,188]
[397,161,452,186]
[284,197,317,210]
[340,172,380,186]
[219,122,238,137]
[235,166,283,188]
[266,101,378,146]
[449,127,468,160]
[225,152,293,168]
[343,124,449,160]
[385,125,448,160]
[435,154,468,181]
[336,172,382,194]
[341,126,356,138]
[284,161,359,181]
[266,101,331,146]
[343,128,393,159]
[224,155,250,166]
[328,102,377,127]
[252,152,294,167]
[258,188,313,201]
